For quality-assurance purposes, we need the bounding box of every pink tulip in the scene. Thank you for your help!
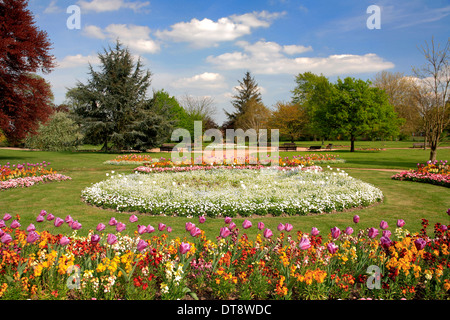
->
[277,223,285,232]
[96,223,106,232]
[158,223,166,231]
[441,225,448,232]
[0,220,5,228]
[257,222,265,230]
[327,242,338,254]
[353,215,360,223]
[242,220,252,229]
[147,225,155,234]
[179,242,191,255]
[298,237,311,250]
[129,215,138,223]
[229,222,237,230]
[54,217,64,227]
[190,227,201,237]
[60,236,70,246]
[397,219,405,228]
[91,234,100,244]
[2,213,11,221]
[167,226,172,233]
[108,217,117,226]
[185,222,195,232]
[380,221,389,230]
[220,227,231,238]
[26,231,40,244]
[116,222,126,232]
[46,213,55,221]
[36,215,44,223]
[71,221,82,230]
[39,210,47,216]
[311,227,320,236]
[345,226,354,235]
[368,227,379,239]
[137,225,147,235]
[137,239,148,252]
[199,215,206,224]
[27,224,36,232]
[224,217,232,224]
[263,228,273,239]
[382,230,392,238]
[65,215,74,224]
[107,233,117,245]
[285,223,293,232]
[10,220,20,229]
[331,226,341,239]
[414,238,426,250]
[1,233,12,244]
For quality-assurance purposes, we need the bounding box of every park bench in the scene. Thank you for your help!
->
[412,142,430,148]
[308,145,322,151]
[159,143,178,152]
[279,143,297,151]
[325,144,333,150]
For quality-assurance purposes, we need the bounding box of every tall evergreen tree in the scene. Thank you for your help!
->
[225,71,262,129]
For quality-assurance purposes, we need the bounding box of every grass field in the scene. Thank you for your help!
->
[1,143,449,241]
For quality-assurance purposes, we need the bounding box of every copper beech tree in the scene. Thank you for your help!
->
[0,0,55,146]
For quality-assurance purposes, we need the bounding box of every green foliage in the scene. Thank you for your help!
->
[25,112,82,151]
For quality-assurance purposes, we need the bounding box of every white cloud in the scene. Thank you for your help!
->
[172,72,227,90]
[56,54,100,69]
[44,0,62,13]
[283,44,313,55]
[155,11,285,48]
[77,0,150,13]
[207,40,394,76]
[83,24,160,54]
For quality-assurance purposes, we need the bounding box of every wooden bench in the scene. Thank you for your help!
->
[279,143,297,151]
[159,143,179,152]
[308,145,322,151]
[412,143,430,148]
[325,144,333,150]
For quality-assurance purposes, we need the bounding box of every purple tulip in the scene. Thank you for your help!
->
[190,227,201,237]
[380,236,392,249]
[447,208,450,216]
[382,230,392,238]
[220,227,231,238]
[257,222,265,230]
[368,227,379,239]
[96,223,106,232]
[331,226,341,239]
[2,213,11,221]
[107,233,117,245]
[327,242,338,254]
[298,237,311,250]
[39,210,47,217]
[242,220,252,229]
[137,225,147,235]
[441,225,448,232]
[263,228,273,239]
[108,217,117,226]
[277,223,285,232]
[116,222,126,232]
[137,239,148,252]
[185,222,195,232]
[91,234,100,244]
[60,236,70,246]
[199,215,206,224]
[10,220,20,229]
[311,227,320,236]
[397,219,405,228]
[71,221,82,230]
[0,220,5,228]
[65,215,74,224]
[54,217,64,227]
[129,215,138,223]
[158,223,166,231]
[414,238,426,250]
[1,233,12,244]
[36,215,44,223]
[27,224,36,232]
[380,221,389,230]
[345,226,354,235]
[27,231,40,244]
[224,217,232,224]
[353,215,360,224]
[229,222,237,230]
[285,223,293,232]
[46,213,55,221]
[147,225,155,234]
[179,242,191,255]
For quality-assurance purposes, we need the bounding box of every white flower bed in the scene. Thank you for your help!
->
[81,167,383,217]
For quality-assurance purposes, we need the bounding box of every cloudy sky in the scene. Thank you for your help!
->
[29,0,450,125]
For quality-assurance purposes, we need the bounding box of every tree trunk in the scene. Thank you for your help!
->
[350,135,355,152]
[429,148,437,161]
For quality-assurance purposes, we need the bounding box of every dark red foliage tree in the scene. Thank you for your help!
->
[0,0,55,145]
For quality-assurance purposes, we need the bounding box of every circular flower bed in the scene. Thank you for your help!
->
[82,166,383,217]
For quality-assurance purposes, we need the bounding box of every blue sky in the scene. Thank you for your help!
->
[28,0,450,125]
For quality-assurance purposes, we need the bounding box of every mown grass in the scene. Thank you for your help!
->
[1,145,449,241]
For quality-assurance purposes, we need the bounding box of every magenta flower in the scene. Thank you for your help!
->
[0,220,5,228]
[46,213,55,221]
[36,215,44,223]
[263,228,273,239]
[380,220,389,230]
[224,217,232,224]
[108,217,118,226]
[137,225,147,235]
[1,233,12,244]
[26,223,36,232]
[368,227,379,239]
[91,234,100,244]
[382,230,392,238]
[129,215,138,223]
[10,220,20,229]
[447,208,450,216]
[26,231,40,244]
[137,239,148,252]
[65,215,74,224]
[397,219,405,228]
[298,237,311,250]
[107,233,117,245]
[199,215,206,224]
[257,222,265,230]
[331,226,341,239]
[179,242,191,255]
[39,210,47,217]
[185,222,195,232]
[116,222,126,232]
[327,242,338,254]
[2,213,11,221]
[353,215,360,224]
[277,223,285,232]
[54,217,64,227]
[190,227,201,237]
[60,236,70,246]
[229,222,237,230]
[158,223,166,231]
[167,226,172,233]
[345,226,354,235]
[414,238,426,250]
[220,227,231,238]
[147,225,155,234]
[285,223,293,232]
[311,227,320,236]
[96,223,106,232]
[242,220,252,229]
[71,221,82,230]
[380,236,392,249]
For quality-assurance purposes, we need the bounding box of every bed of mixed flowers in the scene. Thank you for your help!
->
[103,154,154,166]
[391,160,449,187]
[0,162,71,191]
[0,209,449,300]
[82,166,382,217]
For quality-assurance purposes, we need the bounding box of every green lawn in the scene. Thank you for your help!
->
[1,144,449,241]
